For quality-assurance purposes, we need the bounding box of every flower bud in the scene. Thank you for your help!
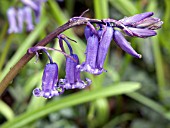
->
[113,30,142,58]
[120,12,153,26]
[134,17,163,30]
[124,27,157,38]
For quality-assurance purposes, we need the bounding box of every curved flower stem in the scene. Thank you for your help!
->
[0,17,106,96]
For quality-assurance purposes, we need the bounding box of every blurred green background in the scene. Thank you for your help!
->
[0,0,170,128]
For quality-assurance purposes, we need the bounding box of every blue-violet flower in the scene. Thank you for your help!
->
[119,12,154,26]
[24,6,34,31]
[77,24,103,75]
[59,54,91,89]
[58,35,91,89]
[32,49,64,98]
[33,62,64,98]
[119,12,162,38]
[17,8,24,33]
[113,29,142,58]
[7,7,19,33]
[96,24,113,70]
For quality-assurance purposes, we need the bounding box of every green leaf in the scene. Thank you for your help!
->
[109,0,139,16]
[0,34,13,74]
[0,100,15,121]
[94,0,109,19]
[126,92,169,120]
[103,113,135,128]
[1,82,140,128]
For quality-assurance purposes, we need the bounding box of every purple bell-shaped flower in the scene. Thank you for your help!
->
[32,49,64,98]
[17,8,24,33]
[7,7,19,33]
[59,54,91,89]
[96,24,113,70]
[33,62,63,98]
[23,6,34,31]
[58,35,91,89]
[77,23,104,75]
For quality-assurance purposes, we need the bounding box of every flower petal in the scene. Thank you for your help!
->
[24,7,34,31]
[120,12,153,26]
[97,25,113,69]
[125,27,157,38]
[134,17,161,28]
[65,54,77,84]
[17,8,24,33]
[113,30,142,58]
[33,63,60,98]
[77,33,99,74]
[59,54,92,89]
[7,7,19,33]
[21,0,38,10]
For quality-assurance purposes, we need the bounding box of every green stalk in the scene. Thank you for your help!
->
[152,36,166,99]
[94,0,109,19]
[0,34,13,75]
[126,92,168,119]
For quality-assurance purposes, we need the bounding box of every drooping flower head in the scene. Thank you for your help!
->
[98,12,163,58]
[28,48,64,98]
[58,35,91,89]
[77,23,105,75]
[21,0,46,23]
[77,23,114,75]
[96,23,113,69]
[27,11,163,99]
[59,53,91,89]
[33,62,63,98]
[7,0,46,34]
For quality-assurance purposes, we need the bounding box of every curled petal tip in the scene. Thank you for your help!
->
[33,87,61,98]
[137,54,142,59]
[76,64,105,75]
[85,78,92,85]
[33,88,42,97]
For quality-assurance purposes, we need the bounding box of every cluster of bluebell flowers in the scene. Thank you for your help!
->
[28,12,162,98]
[7,0,46,33]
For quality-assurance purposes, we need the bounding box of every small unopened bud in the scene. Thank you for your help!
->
[120,12,153,26]
[124,27,157,38]
[113,30,142,58]
[134,17,163,30]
